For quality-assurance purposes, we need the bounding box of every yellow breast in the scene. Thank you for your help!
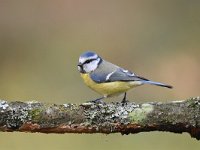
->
[80,73,141,97]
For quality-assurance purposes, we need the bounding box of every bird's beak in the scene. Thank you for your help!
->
[77,63,82,67]
[77,63,84,73]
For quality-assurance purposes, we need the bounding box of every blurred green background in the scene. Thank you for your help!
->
[0,0,200,149]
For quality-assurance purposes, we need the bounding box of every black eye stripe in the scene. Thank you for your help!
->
[84,59,96,64]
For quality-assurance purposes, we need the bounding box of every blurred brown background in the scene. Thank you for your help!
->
[0,0,200,150]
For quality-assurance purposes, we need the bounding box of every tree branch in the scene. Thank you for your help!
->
[0,97,200,140]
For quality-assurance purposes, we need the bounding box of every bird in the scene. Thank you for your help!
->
[77,51,172,103]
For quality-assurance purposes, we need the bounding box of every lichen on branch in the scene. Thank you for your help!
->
[0,97,200,140]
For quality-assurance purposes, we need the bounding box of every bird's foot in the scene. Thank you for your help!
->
[121,99,129,104]
[121,92,129,104]
[87,97,105,104]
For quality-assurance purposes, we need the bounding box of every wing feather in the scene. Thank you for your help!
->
[90,67,148,83]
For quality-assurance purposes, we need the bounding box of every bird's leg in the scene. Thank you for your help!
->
[121,92,129,103]
[89,96,105,103]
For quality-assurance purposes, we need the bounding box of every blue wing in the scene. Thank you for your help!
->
[90,68,148,83]
[89,59,172,88]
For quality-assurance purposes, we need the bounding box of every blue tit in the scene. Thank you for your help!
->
[77,51,172,103]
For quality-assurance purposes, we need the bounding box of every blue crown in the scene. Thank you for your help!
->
[80,51,97,58]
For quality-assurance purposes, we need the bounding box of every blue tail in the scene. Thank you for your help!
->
[143,80,173,89]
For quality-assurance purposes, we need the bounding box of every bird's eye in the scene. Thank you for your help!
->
[84,59,95,64]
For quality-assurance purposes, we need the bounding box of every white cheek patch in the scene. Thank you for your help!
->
[83,58,100,73]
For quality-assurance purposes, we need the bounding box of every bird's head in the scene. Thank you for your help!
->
[78,51,102,73]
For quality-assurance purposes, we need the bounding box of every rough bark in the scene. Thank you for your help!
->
[0,97,200,140]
